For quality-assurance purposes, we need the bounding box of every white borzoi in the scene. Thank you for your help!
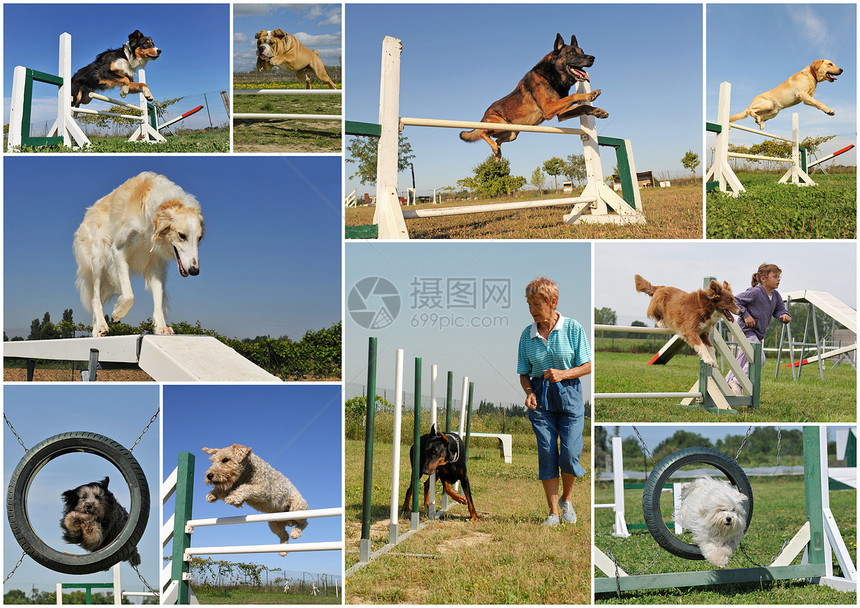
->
[73,172,204,337]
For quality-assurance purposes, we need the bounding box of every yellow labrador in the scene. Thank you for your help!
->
[254,29,337,89]
[730,59,843,129]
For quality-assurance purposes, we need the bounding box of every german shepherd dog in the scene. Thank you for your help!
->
[460,34,608,160]
[635,275,740,367]
[402,425,478,520]
[71,30,161,108]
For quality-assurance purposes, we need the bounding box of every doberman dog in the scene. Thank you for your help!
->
[401,425,479,520]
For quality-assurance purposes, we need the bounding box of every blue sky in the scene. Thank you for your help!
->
[345,242,592,407]
[162,385,343,578]
[3,386,160,596]
[344,4,703,197]
[3,4,230,130]
[707,4,857,166]
[595,241,857,326]
[233,4,342,72]
[3,156,342,340]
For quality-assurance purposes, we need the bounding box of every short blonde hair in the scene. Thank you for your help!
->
[525,277,559,304]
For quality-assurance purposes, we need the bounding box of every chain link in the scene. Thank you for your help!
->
[734,425,753,460]
[130,408,159,452]
[632,426,656,466]
[4,414,28,453]
[4,552,25,584]
[132,563,160,597]
[776,427,782,467]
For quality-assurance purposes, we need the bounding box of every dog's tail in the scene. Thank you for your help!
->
[634,274,656,296]
[729,109,748,123]
[459,129,483,142]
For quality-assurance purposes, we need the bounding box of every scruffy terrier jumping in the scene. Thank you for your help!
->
[203,444,308,555]
[675,476,749,568]
[60,476,141,566]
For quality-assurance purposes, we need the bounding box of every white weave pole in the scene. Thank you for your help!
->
[388,349,404,545]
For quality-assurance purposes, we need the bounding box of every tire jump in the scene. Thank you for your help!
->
[7,431,150,574]
[642,447,753,561]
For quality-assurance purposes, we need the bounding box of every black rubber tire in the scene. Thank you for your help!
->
[641,447,753,561]
[6,431,150,574]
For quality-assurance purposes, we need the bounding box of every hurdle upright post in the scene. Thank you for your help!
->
[170,452,195,605]
[464,382,475,460]
[442,371,454,511]
[409,357,422,529]
[374,36,409,239]
[359,337,378,562]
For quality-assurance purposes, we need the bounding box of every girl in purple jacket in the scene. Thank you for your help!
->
[727,263,792,395]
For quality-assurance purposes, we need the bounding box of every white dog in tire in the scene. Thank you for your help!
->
[675,476,748,568]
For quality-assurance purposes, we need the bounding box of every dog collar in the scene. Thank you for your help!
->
[446,434,460,464]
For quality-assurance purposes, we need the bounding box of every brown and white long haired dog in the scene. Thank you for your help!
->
[634,275,740,367]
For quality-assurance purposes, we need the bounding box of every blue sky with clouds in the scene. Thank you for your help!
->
[4,156,342,340]
[3,386,160,596]
[162,385,343,578]
[3,3,230,130]
[707,4,857,165]
[345,242,592,407]
[233,4,342,72]
[344,3,703,196]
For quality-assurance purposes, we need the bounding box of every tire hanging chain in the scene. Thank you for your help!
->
[130,408,159,452]
[3,552,25,584]
[738,426,783,566]
[4,414,28,453]
[604,545,661,598]
[632,426,656,466]
[734,425,753,460]
[132,563,160,597]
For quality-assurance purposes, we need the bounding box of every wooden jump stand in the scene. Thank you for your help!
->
[706,81,815,197]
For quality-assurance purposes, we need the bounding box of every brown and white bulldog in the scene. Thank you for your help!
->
[254,29,337,89]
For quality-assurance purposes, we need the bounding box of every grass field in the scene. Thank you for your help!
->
[345,422,592,604]
[594,476,857,604]
[232,72,342,153]
[193,587,340,604]
[345,181,702,239]
[3,128,229,153]
[707,171,856,239]
[594,351,856,422]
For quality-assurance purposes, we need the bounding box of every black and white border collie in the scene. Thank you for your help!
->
[71,30,161,107]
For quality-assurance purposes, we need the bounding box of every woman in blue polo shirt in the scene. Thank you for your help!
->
[517,277,591,527]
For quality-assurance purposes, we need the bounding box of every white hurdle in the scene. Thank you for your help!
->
[705,81,815,197]
[162,453,343,605]
[233,88,341,122]
[373,36,646,239]
[8,33,164,151]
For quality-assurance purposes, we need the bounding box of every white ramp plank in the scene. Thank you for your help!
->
[783,290,857,332]
[4,336,141,362]
[138,336,280,382]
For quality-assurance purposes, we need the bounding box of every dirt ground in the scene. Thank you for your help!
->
[4,368,154,382]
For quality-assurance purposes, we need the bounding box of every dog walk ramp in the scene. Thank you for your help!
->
[4,335,280,382]
[782,290,857,332]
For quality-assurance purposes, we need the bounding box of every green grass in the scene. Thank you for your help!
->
[193,587,340,604]
[233,90,341,153]
[595,351,856,422]
[345,423,592,604]
[707,171,856,239]
[4,128,229,153]
[594,476,856,603]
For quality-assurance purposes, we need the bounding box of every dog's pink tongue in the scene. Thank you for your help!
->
[572,68,590,82]
[724,311,734,324]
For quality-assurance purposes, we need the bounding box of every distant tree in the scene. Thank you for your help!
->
[653,430,712,461]
[564,153,587,185]
[681,150,700,176]
[543,157,566,191]
[469,156,526,197]
[346,134,414,185]
[594,307,617,325]
[530,167,546,193]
